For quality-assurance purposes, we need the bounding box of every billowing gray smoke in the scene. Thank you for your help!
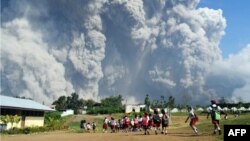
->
[1,0,249,105]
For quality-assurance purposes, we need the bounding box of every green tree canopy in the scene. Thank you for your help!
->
[101,95,123,108]
[167,96,175,109]
[52,96,67,111]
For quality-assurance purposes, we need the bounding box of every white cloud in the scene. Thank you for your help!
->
[209,44,250,102]
[1,0,249,105]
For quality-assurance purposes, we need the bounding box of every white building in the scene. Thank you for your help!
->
[125,104,145,113]
[171,108,179,113]
[61,109,74,117]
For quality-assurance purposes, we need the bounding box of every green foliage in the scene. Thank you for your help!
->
[44,111,66,130]
[0,115,20,129]
[86,95,124,114]
[53,93,97,114]
[0,115,10,124]
[44,111,61,124]
[1,126,68,135]
[167,96,175,109]
[85,99,96,108]
[87,107,124,114]
[150,95,175,110]
[53,96,67,111]
[144,94,150,112]
[67,93,79,114]
[67,116,104,133]
[101,95,123,108]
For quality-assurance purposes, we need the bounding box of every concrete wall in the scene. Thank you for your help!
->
[0,121,21,130]
[0,116,44,130]
[125,105,140,113]
[25,116,44,127]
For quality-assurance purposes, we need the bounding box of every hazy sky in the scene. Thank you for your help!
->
[1,0,250,105]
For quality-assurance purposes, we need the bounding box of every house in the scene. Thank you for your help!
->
[125,104,145,113]
[238,107,246,111]
[196,107,204,112]
[222,107,229,111]
[231,107,238,111]
[171,108,179,113]
[0,95,54,130]
[61,109,74,117]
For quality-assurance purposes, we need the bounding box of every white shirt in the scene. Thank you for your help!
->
[207,104,222,113]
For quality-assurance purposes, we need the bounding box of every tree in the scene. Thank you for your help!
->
[53,96,67,111]
[160,95,167,108]
[68,93,82,114]
[167,96,175,124]
[53,93,87,114]
[101,95,123,109]
[78,98,86,108]
[144,94,150,112]
[85,99,96,108]
[167,96,175,109]
[218,97,227,104]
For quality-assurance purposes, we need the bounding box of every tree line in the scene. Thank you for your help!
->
[52,93,124,114]
[52,93,178,114]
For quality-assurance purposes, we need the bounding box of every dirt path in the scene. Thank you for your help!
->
[1,128,218,141]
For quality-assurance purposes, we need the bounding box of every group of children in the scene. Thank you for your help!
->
[84,99,227,135]
[102,107,198,135]
[80,120,96,133]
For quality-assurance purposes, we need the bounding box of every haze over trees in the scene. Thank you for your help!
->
[53,93,124,114]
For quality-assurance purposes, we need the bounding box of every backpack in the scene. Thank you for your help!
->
[211,105,221,120]
[153,114,161,124]
[142,117,148,126]
[162,114,168,125]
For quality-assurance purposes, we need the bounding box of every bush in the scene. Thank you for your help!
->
[87,107,124,114]
[8,127,23,134]
[23,127,31,134]
[44,111,67,130]
[44,111,61,125]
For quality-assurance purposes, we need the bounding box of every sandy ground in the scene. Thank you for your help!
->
[1,128,218,141]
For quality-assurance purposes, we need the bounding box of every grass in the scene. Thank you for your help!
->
[195,113,250,141]
[66,115,104,133]
[64,112,250,141]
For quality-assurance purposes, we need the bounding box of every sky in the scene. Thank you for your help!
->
[198,0,250,58]
[1,0,250,105]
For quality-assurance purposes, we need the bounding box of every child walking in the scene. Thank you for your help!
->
[161,109,169,135]
[207,100,227,135]
[185,106,198,134]
[142,112,150,135]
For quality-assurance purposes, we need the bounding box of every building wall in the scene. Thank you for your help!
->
[0,121,21,130]
[125,105,140,113]
[1,116,44,130]
[25,116,44,127]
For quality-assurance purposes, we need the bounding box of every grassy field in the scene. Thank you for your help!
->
[65,112,250,140]
[1,113,250,141]
[196,113,250,140]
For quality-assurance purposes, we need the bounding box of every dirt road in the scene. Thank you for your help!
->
[1,128,218,141]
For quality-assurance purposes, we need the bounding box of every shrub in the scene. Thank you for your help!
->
[44,111,61,125]
[87,107,124,114]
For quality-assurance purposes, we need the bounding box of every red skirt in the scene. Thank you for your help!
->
[103,123,108,129]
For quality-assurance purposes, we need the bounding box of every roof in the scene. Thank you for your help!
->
[0,95,54,111]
